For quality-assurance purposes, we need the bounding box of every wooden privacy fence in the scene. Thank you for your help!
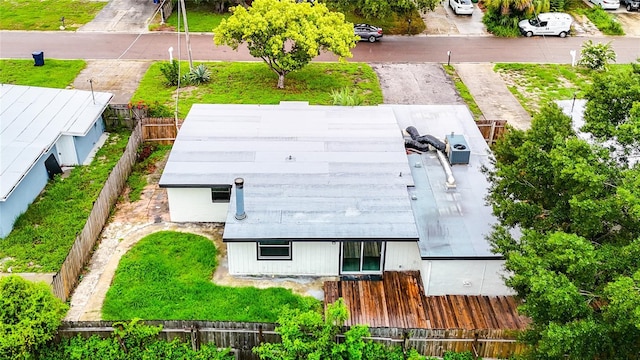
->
[58,321,524,360]
[103,104,148,130]
[476,120,507,146]
[50,121,142,301]
[142,117,179,144]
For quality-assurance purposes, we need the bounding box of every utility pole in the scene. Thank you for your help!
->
[179,0,194,70]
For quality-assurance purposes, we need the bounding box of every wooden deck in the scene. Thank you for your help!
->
[324,271,429,328]
[324,271,529,330]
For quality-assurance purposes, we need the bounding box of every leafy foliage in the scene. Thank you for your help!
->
[214,0,357,88]
[577,40,616,71]
[125,144,171,202]
[481,0,558,37]
[103,231,320,322]
[0,275,68,360]
[0,132,130,272]
[326,0,439,21]
[582,62,640,150]
[159,60,182,86]
[484,99,640,358]
[254,298,438,360]
[38,319,234,360]
[330,87,364,105]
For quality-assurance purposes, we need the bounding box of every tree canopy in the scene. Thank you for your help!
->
[325,0,439,21]
[214,0,357,89]
[0,275,68,360]
[484,64,640,359]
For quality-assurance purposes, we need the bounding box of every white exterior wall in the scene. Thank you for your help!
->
[384,241,422,271]
[227,241,340,276]
[166,188,228,222]
[421,259,514,296]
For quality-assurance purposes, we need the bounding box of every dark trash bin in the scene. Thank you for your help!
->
[32,51,44,66]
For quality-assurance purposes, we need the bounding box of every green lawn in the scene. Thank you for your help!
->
[494,63,593,115]
[0,0,106,31]
[132,61,383,117]
[102,231,320,322]
[494,63,633,115]
[0,59,86,88]
[0,133,130,272]
[155,4,229,32]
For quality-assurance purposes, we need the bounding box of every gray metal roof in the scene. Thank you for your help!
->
[160,102,418,241]
[387,105,500,258]
[0,85,113,201]
[160,102,500,256]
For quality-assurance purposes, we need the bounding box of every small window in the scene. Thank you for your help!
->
[211,186,231,203]
[258,241,292,260]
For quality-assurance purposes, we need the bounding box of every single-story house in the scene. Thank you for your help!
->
[0,84,113,238]
[159,102,513,295]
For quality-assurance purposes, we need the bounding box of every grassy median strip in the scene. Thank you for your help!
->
[0,59,86,88]
[0,132,130,273]
[132,61,383,117]
[0,0,106,31]
[443,65,483,121]
[103,231,320,322]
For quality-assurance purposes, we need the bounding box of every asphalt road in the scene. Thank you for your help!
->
[1,31,639,64]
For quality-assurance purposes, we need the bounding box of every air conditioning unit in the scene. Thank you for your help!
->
[446,133,470,165]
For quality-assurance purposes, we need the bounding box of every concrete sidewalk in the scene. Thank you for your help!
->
[454,63,531,130]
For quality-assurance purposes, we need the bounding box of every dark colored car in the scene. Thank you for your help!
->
[354,24,383,42]
[622,0,639,11]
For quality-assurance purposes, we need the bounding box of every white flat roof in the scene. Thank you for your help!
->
[0,85,112,201]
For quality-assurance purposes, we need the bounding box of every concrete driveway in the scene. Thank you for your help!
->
[79,0,158,32]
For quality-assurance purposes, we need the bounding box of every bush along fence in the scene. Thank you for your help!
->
[50,121,142,301]
[58,321,525,360]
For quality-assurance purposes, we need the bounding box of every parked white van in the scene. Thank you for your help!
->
[518,12,573,38]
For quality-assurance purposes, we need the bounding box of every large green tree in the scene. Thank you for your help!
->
[0,275,68,360]
[485,89,640,358]
[214,0,357,89]
[325,0,439,22]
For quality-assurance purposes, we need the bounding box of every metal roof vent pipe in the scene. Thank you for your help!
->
[234,178,247,220]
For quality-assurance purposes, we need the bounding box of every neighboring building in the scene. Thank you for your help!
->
[0,84,113,238]
[160,102,513,295]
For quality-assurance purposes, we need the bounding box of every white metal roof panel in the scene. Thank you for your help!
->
[0,85,112,201]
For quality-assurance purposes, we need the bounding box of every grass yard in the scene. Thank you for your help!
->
[154,4,229,32]
[0,132,130,273]
[572,6,624,36]
[132,61,383,118]
[443,65,483,120]
[341,9,425,35]
[494,63,593,115]
[0,59,86,88]
[0,0,106,31]
[102,231,320,322]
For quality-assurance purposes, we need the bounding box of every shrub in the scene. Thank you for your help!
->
[0,276,68,360]
[330,87,364,106]
[159,60,181,86]
[482,9,522,37]
[578,40,616,71]
[188,64,212,85]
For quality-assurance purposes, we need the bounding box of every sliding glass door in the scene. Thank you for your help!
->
[341,241,384,274]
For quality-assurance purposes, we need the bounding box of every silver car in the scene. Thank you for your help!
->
[354,24,383,43]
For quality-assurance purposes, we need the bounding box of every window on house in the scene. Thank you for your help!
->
[211,186,231,203]
[257,241,292,260]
